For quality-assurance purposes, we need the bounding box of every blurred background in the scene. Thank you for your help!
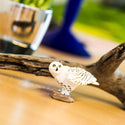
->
[1,0,125,57]
[51,0,125,43]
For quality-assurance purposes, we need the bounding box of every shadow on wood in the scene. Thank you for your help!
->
[0,42,125,108]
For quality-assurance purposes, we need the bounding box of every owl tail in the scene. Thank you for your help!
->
[92,82,100,85]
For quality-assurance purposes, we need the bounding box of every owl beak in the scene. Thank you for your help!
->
[56,67,58,71]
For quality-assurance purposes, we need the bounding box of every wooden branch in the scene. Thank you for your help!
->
[95,42,125,75]
[0,42,125,108]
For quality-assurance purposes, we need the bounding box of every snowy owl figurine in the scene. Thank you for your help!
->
[49,61,99,102]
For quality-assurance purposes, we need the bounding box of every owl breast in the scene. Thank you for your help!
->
[55,66,69,83]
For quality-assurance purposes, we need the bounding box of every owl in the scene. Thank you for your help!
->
[49,61,99,96]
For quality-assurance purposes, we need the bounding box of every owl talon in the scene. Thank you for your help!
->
[61,91,70,96]
[51,90,74,103]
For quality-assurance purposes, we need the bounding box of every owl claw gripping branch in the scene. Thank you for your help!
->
[49,61,99,102]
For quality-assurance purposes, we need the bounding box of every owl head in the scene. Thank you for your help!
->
[49,61,63,75]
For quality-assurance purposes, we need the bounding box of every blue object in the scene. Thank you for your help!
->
[42,0,91,57]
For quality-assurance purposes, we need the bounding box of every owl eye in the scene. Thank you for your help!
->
[53,64,56,67]
[59,65,62,68]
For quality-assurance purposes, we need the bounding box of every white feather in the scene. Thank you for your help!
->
[67,67,99,85]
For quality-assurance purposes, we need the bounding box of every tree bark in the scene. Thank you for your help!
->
[0,42,125,108]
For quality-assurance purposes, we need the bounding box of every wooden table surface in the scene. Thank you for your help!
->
[0,43,125,125]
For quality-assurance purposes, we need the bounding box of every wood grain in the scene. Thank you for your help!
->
[0,44,125,125]
[0,42,125,108]
[0,69,125,125]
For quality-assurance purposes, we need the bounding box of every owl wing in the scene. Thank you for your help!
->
[67,67,99,85]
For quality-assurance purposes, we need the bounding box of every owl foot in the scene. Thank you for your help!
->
[51,89,74,103]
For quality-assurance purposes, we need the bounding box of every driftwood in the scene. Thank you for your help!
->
[0,42,125,108]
